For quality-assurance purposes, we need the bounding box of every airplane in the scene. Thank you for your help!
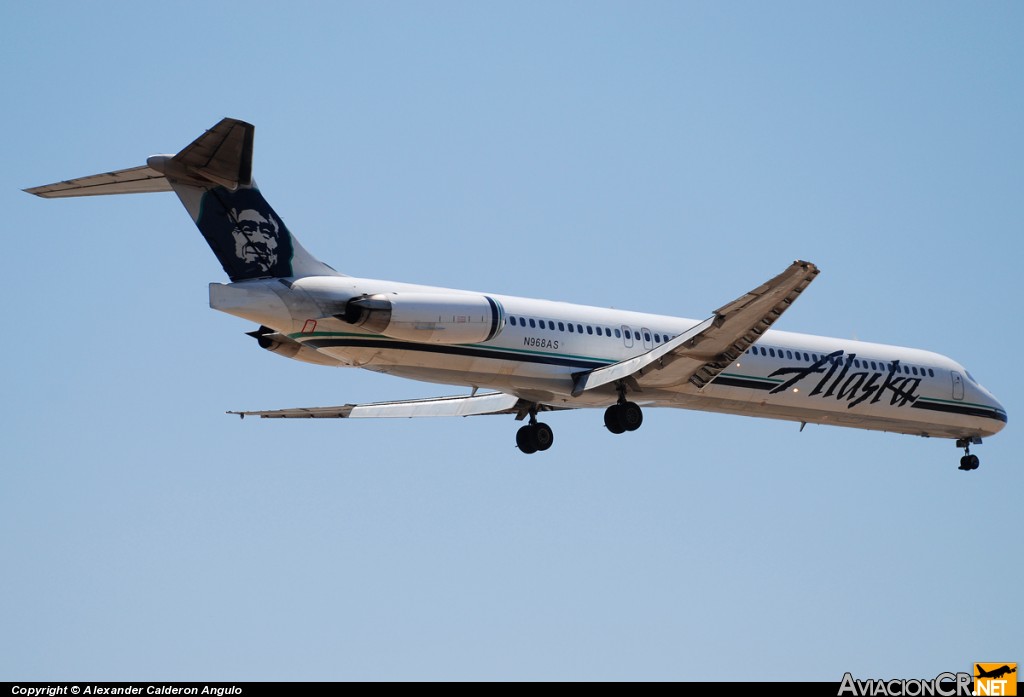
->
[976,665,1016,680]
[24,118,1007,469]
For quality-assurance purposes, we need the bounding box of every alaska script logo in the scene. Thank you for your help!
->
[767,350,921,410]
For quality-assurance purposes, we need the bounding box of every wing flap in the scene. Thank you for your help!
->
[229,391,522,419]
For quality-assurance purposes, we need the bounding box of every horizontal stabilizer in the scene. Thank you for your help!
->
[23,118,254,198]
[229,391,523,419]
[24,165,172,198]
[26,118,341,281]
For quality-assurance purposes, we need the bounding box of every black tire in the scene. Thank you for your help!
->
[969,454,980,470]
[604,405,626,434]
[622,402,643,431]
[534,422,554,451]
[516,425,539,454]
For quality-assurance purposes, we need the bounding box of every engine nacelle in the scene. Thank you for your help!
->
[247,326,345,366]
[341,292,504,344]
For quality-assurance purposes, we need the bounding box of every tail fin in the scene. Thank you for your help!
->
[25,118,340,282]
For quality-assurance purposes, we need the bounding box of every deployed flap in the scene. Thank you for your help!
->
[229,391,523,419]
[572,260,819,395]
[24,165,172,198]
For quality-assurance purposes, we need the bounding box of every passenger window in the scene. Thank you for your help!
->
[528,318,536,328]
[655,334,662,343]
[644,332,651,342]
[568,324,574,333]
[911,366,918,376]
[928,369,934,377]
[785,350,792,360]
[577,324,584,334]
[614,329,621,338]
[558,322,564,331]
[586,326,593,335]
[769,348,776,358]
[510,316,517,326]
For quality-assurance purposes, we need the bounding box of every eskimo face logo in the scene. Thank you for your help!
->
[197,185,294,281]
[230,207,280,272]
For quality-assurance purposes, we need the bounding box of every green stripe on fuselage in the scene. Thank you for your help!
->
[288,331,616,365]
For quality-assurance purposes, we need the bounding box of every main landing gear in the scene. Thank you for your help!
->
[516,412,554,454]
[957,437,981,471]
[604,386,644,435]
[514,389,646,454]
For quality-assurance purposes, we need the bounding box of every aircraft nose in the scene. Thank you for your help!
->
[994,396,1008,426]
[982,388,1008,434]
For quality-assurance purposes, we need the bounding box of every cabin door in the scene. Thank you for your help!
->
[951,371,965,401]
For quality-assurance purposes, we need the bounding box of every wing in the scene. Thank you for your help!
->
[572,259,819,396]
[230,391,531,419]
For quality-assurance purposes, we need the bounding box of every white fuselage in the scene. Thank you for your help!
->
[211,276,1007,441]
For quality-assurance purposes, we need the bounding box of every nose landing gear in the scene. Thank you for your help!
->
[956,437,981,471]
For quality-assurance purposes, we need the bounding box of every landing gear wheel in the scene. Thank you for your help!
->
[604,405,626,434]
[956,438,982,471]
[516,425,539,454]
[604,401,644,434]
[534,423,554,451]
[516,422,554,454]
[621,401,643,432]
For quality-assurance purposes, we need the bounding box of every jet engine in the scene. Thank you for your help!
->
[247,326,345,366]
[340,292,504,344]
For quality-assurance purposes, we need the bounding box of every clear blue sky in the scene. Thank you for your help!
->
[2,0,1021,681]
